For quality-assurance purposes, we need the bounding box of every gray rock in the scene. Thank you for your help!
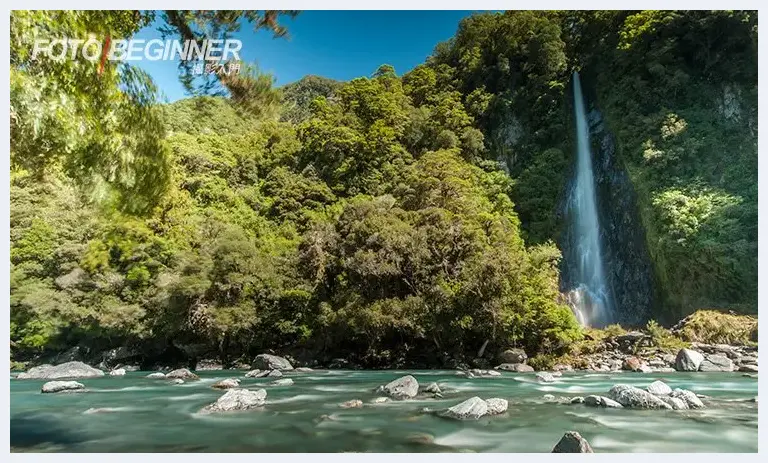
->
[340,399,363,408]
[496,363,534,372]
[542,394,556,402]
[670,388,705,409]
[423,382,442,394]
[658,396,688,410]
[646,380,672,396]
[570,397,584,404]
[370,397,390,404]
[170,379,184,384]
[382,375,419,399]
[212,378,241,389]
[17,362,104,380]
[739,365,759,373]
[699,354,734,372]
[109,368,126,376]
[675,348,704,371]
[638,364,653,373]
[443,396,488,420]
[294,367,314,372]
[484,398,508,415]
[498,348,527,364]
[146,372,166,379]
[553,364,573,372]
[536,372,556,383]
[268,378,294,386]
[244,369,262,378]
[652,367,677,373]
[552,431,593,453]
[584,395,623,408]
[200,388,267,414]
[253,354,293,371]
[165,368,199,380]
[608,384,673,409]
[267,369,283,378]
[41,380,85,393]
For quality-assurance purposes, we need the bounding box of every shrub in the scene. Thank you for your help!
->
[674,310,757,345]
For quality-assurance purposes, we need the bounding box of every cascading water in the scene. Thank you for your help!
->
[565,71,613,327]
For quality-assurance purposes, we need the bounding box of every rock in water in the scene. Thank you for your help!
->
[370,397,390,404]
[484,398,508,415]
[443,397,488,420]
[340,399,363,408]
[244,369,261,378]
[423,382,442,394]
[699,355,734,372]
[146,372,166,379]
[498,348,527,364]
[382,375,419,399]
[584,395,623,408]
[109,368,126,376]
[294,367,314,372]
[675,348,704,371]
[658,396,689,410]
[670,388,705,409]
[646,380,672,396]
[165,368,199,380]
[17,361,104,380]
[267,370,283,378]
[253,354,293,371]
[739,365,759,373]
[552,431,594,453]
[200,389,267,414]
[41,381,85,393]
[268,378,294,386]
[536,372,556,383]
[608,384,673,409]
[212,378,241,389]
[170,379,184,385]
[496,363,534,372]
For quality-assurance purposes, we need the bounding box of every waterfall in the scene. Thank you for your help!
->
[565,71,613,327]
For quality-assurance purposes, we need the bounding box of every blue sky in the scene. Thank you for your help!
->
[135,10,477,102]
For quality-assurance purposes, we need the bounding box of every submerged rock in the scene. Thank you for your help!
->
[41,381,85,393]
[584,395,623,408]
[253,354,293,371]
[244,369,261,378]
[370,397,390,404]
[646,380,672,396]
[109,368,126,377]
[18,362,104,380]
[170,379,184,385]
[165,368,199,381]
[484,398,508,415]
[570,397,585,404]
[699,354,734,372]
[200,389,267,414]
[496,363,534,372]
[443,396,488,420]
[146,372,166,379]
[536,372,556,383]
[382,375,419,399]
[294,367,314,372]
[675,348,704,371]
[608,384,672,409]
[212,378,241,389]
[552,431,593,453]
[268,378,294,386]
[267,370,283,378]
[340,399,363,409]
[670,388,705,409]
[422,382,442,394]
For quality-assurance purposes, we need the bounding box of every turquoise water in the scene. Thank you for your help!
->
[10,370,758,452]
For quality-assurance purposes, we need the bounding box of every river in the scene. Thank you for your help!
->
[10,369,757,452]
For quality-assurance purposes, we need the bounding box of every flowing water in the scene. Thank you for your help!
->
[10,370,757,452]
[565,71,613,327]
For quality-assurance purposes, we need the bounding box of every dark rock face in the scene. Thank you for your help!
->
[560,105,656,326]
[552,431,594,453]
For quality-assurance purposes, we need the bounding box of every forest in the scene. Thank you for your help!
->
[9,10,758,369]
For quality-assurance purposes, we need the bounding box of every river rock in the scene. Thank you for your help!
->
[658,396,688,410]
[646,380,672,396]
[166,368,199,380]
[267,369,283,378]
[109,368,126,376]
[17,361,104,380]
[443,396,488,420]
[340,399,363,408]
[608,384,672,409]
[553,364,573,372]
[269,378,294,386]
[212,378,241,389]
[381,375,419,399]
[484,398,508,415]
[41,380,85,393]
[584,395,623,408]
[622,356,643,371]
[536,372,556,383]
[146,372,166,379]
[200,388,267,414]
[423,382,442,394]
[739,365,758,373]
[370,397,390,404]
[295,367,314,372]
[675,348,704,371]
[498,348,527,364]
[699,354,734,372]
[244,369,261,378]
[670,388,705,409]
[170,379,184,384]
[495,363,534,372]
[570,397,584,404]
[253,354,293,371]
[552,431,593,453]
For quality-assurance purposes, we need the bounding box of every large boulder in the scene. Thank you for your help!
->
[41,380,85,393]
[165,368,199,380]
[212,378,241,389]
[608,384,673,409]
[552,431,593,453]
[498,348,527,364]
[17,361,104,380]
[253,354,293,371]
[484,398,508,415]
[699,354,734,372]
[200,388,267,414]
[381,375,419,399]
[675,348,705,371]
[496,363,534,372]
[646,380,672,396]
[443,397,488,420]
[670,388,705,409]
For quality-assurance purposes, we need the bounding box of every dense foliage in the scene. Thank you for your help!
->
[9,10,757,367]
